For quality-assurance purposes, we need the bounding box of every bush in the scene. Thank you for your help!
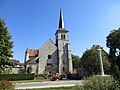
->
[72,75,120,90]
[67,74,81,80]
[0,74,35,81]
[27,66,32,74]
[0,66,12,74]
[0,80,15,90]
[18,68,26,74]
[112,64,120,81]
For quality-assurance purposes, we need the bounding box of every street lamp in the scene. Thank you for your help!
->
[97,47,105,76]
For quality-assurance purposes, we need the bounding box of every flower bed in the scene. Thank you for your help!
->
[52,76,60,81]
[0,80,15,90]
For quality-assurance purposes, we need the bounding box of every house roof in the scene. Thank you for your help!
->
[27,49,39,56]
[10,59,20,65]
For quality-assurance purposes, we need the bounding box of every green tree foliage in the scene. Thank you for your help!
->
[106,28,120,70]
[27,66,32,74]
[81,45,110,74]
[72,54,81,69]
[112,64,120,81]
[0,19,13,73]
[106,28,120,55]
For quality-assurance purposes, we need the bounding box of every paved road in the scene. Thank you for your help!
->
[15,80,83,89]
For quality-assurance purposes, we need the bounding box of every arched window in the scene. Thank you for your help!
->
[61,34,65,39]
[63,34,65,39]
[63,67,65,72]
[61,34,63,39]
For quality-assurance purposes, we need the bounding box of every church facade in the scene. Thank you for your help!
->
[24,10,73,75]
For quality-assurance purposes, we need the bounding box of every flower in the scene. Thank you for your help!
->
[52,76,60,81]
[0,80,15,90]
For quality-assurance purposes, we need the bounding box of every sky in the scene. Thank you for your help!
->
[0,0,120,63]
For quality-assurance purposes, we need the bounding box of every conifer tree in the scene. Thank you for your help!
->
[0,19,13,73]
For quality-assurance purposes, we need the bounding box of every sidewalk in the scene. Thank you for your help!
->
[15,80,83,89]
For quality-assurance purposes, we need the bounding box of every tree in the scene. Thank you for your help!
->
[72,54,81,69]
[112,64,120,81]
[27,66,32,74]
[81,45,110,74]
[106,29,120,70]
[0,19,13,73]
[106,28,120,56]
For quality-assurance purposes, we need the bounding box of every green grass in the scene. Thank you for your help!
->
[18,86,75,90]
[12,77,50,83]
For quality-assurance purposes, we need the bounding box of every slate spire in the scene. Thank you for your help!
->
[58,9,64,29]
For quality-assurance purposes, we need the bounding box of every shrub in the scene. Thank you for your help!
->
[0,80,15,90]
[0,74,35,81]
[27,66,32,74]
[18,68,26,74]
[0,67,12,74]
[72,75,120,90]
[112,64,120,81]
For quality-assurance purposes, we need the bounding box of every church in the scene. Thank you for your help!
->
[24,10,73,75]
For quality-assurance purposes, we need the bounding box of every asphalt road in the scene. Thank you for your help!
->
[15,80,83,89]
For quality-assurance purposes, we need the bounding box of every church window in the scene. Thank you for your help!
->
[49,71,51,74]
[61,34,65,39]
[47,63,53,67]
[63,34,65,39]
[63,67,65,72]
[48,55,51,59]
[61,34,63,39]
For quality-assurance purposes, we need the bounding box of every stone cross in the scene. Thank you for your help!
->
[98,47,105,76]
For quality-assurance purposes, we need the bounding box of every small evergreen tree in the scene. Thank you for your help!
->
[27,66,32,74]
[0,19,13,73]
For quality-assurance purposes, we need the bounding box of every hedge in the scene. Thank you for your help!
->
[0,74,35,81]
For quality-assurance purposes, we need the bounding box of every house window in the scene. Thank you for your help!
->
[48,55,51,59]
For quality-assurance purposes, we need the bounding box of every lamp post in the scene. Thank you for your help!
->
[98,47,105,76]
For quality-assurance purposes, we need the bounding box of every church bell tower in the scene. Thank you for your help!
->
[55,9,73,75]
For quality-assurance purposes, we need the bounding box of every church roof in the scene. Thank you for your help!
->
[26,57,39,64]
[55,9,68,35]
[39,39,57,50]
[58,9,64,29]
[27,49,39,56]
[26,59,36,64]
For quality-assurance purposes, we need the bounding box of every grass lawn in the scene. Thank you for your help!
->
[12,77,50,83]
[18,86,76,90]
